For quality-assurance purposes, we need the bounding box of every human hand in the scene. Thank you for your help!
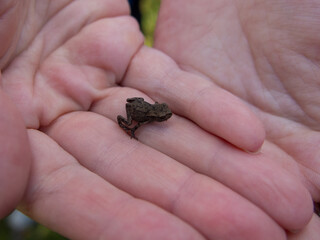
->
[1,0,310,239]
[144,0,320,238]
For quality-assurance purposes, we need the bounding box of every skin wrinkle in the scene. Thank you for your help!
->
[97,197,133,240]
[237,2,320,126]
[279,54,320,126]
[157,62,182,101]
[217,4,249,90]
[16,1,130,73]
[117,39,144,86]
[34,5,87,63]
[199,9,247,93]
[21,162,80,213]
[0,2,24,69]
[165,172,216,240]
[275,133,320,179]
[244,40,315,127]
[33,175,130,239]
[208,143,291,216]
[97,197,203,240]
[168,171,197,214]
[93,138,140,177]
[274,77,318,128]
[235,5,276,108]
[236,5,292,118]
[125,51,175,102]
[170,6,275,121]
[207,1,320,128]
[299,164,320,201]
[16,0,127,61]
[146,60,206,113]
[265,116,301,142]
[187,85,212,122]
[265,128,320,199]
[270,51,304,105]
[35,2,73,61]
[6,14,143,127]
[9,1,57,63]
[0,0,17,15]
[95,195,139,239]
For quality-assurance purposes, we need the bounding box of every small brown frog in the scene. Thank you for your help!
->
[117,97,172,139]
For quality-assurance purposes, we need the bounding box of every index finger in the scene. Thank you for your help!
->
[122,46,265,152]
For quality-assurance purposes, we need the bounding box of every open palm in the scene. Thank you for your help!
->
[0,0,316,240]
[150,0,320,239]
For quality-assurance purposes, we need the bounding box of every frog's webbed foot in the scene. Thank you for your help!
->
[129,130,138,140]
[129,123,143,140]
[121,126,139,140]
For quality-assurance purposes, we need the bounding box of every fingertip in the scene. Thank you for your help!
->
[188,86,266,152]
[240,111,266,153]
[286,188,314,232]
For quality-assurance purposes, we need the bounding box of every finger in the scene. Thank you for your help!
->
[122,46,265,152]
[0,90,31,218]
[94,88,313,232]
[287,215,320,240]
[22,129,203,240]
[46,111,285,240]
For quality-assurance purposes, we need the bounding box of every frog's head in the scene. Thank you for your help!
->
[153,103,172,122]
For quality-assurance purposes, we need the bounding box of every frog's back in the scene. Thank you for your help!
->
[131,102,153,122]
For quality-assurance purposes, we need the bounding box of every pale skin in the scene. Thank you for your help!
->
[0,0,319,240]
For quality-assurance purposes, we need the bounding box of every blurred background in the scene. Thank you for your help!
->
[0,0,160,239]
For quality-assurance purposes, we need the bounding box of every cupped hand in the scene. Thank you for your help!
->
[145,0,320,238]
[0,0,309,240]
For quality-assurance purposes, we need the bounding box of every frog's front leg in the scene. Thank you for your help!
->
[124,121,148,140]
[117,113,132,133]
[117,115,140,140]
[117,115,138,139]
[118,103,140,138]
[117,119,138,139]
[117,103,133,127]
